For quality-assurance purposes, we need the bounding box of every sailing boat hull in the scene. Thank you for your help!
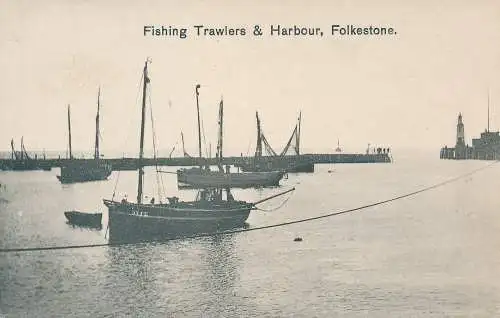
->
[57,160,112,183]
[176,168,285,188]
[10,160,44,171]
[103,199,252,242]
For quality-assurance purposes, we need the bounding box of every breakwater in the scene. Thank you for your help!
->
[0,153,392,171]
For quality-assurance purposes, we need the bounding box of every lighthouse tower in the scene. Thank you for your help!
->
[455,113,466,159]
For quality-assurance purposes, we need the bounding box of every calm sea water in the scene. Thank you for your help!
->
[1,150,500,317]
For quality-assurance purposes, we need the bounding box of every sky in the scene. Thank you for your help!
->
[1,0,499,157]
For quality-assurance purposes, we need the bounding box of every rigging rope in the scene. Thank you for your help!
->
[148,89,166,203]
[111,170,121,201]
[111,71,144,200]
[0,161,497,254]
[200,116,209,159]
[120,72,145,156]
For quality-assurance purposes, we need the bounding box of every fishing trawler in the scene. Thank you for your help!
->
[9,138,51,171]
[176,87,285,188]
[103,60,293,242]
[335,139,342,153]
[235,112,314,173]
[57,91,112,183]
[177,167,285,188]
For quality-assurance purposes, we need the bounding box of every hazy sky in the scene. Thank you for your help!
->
[1,0,499,156]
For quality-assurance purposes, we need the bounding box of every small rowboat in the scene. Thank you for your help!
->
[64,210,102,229]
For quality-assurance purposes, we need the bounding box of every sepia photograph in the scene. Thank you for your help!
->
[1,0,499,317]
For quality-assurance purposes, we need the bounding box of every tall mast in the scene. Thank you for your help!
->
[195,84,202,169]
[10,139,15,160]
[94,87,101,160]
[255,111,262,158]
[67,105,73,159]
[137,60,150,204]
[217,98,224,172]
[487,91,490,132]
[296,111,302,155]
[21,137,27,160]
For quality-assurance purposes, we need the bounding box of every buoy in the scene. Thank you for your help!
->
[294,237,303,242]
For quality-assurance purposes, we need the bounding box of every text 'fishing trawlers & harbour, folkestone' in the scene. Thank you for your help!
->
[142,24,397,39]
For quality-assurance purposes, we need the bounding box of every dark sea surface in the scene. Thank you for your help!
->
[1,150,500,317]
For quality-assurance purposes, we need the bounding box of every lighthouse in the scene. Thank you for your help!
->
[455,113,466,159]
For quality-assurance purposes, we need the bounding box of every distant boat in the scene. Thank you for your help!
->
[57,90,112,183]
[235,112,314,173]
[335,138,342,153]
[103,60,293,242]
[177,166,285,188]
[64,210,102,228]
[176,88,285,188]
[9,137,51,171]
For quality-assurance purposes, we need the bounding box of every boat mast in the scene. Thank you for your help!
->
[216,98,224,172]
[296,111,302,155]
[487,90,490,132]
[94,87,101,160]
[195,84,202,169]
[10,139,16,160]
[20,137,24,160]
[67,104,73,159]
[137,60,150,204]
[255,111,262,158]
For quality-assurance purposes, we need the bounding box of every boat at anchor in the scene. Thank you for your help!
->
[177,167,285,188]
[236,111,314,173]
[57,90,112,184]
[8,138,52,171]
[64,211,102,229]
[176,87,285,188]
[103,60,294,242]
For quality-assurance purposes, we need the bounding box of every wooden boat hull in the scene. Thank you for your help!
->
[103,199,252,242]
[57,160,112,183]
[64,211,102,228]
[176,168,285,188]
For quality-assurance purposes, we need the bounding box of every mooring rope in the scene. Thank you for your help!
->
[0,161,497,254]
[255,190,294,212]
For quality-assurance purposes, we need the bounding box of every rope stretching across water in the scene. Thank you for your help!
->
[1,161,497,253]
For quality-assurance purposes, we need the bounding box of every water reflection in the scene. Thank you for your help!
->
[200,234,241,316]
[98,229,255,316]
[106,222,249,245]
[101,244,160,316]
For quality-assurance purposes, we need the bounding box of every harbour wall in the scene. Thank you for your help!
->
[0,153,392,171]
